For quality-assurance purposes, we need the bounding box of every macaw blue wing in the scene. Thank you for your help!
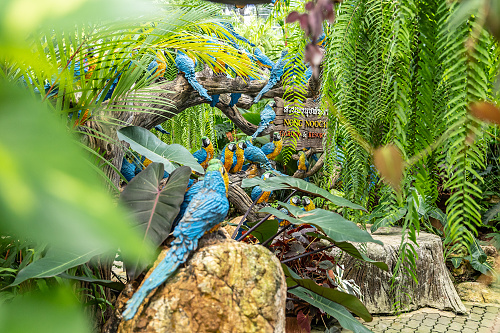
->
[175,51,212,102]
[229,93,241,107]
[172,180,204,229]
[254,50,288,103]
[243,143,273,170]
[192,148,208,165]
[121,158,136,182]
[251,186,263,202]
[261,141,275,156]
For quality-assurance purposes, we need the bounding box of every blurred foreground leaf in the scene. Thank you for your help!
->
[373,145,404,191]
[469,101,500,125]
[0,81,152,265]
[0,286,91,333]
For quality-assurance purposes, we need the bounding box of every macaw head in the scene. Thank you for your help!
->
[302,196,315,211]
[201,136,211,148]
[289,195,302,207]
[207,159,229,195]
[272,132,281,142]
[261,171,272,181]
[237,141,247,151]
[227,143,237,152]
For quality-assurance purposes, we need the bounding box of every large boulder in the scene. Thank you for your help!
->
[104,232,286,333]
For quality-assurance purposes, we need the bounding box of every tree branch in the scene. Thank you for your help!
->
[292,153,325,179]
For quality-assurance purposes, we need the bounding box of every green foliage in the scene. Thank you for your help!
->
[117,126,204,174]
[120,163,191,279]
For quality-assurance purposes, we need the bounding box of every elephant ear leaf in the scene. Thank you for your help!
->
[120,163,191,279]
[117,126,204,174]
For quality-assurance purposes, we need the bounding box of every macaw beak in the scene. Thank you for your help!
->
[291,196,301,206]
[302,197,311,207]
[228,143,236,152]
[239,142,247,150]
[273,132,281,141]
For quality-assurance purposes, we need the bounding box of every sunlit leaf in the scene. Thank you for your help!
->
[373,145,404,191]
[117,126,204,174]
[469,101,500,125]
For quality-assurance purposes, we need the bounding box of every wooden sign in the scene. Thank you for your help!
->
[273,97,328,152]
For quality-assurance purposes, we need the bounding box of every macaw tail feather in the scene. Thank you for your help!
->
[123,244,186,320]
[210,94,220,107]
[187,77,212,102]
[229,93,241,107]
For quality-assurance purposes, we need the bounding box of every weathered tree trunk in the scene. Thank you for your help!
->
[336,227,466,314]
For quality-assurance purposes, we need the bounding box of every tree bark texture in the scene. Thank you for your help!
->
[335,227,466,314]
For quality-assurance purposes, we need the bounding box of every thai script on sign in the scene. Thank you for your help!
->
[283,106,328,117]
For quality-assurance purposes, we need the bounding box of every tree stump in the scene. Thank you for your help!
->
[337,227,466,314]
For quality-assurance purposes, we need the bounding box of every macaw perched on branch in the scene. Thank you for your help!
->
[254,47,274,69]
[254,49,288,103]
[297,150,310,182]
[122,159,230,320]
[252,102,276,139]
[146,56,166,80]
[230,141,247,173]
[154,125,170,135]
[192,137,214,169]
[250,172,273,203]
[261,132,282,160]
[277,196,302,227]
[175,51,212,102]
[243,137,273,171]
[121,158,137,182]
[220,143,237,173]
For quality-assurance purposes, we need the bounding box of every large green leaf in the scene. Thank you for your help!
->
[0,82,150,265]
[11,248,103,286]
[246,219,280,243]
[120,163,191,279]
[117,126,204,174]
[259,206,382,245]
[289,287,373,333]
[241,176,365,211]
[282,265,372,322]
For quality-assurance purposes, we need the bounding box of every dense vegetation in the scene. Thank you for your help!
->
[0,0,499,332]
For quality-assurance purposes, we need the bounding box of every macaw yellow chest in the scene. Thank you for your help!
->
[266,140,282,160]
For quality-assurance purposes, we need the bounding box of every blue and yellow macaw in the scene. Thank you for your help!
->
[297,150,310,181]
[252,102,276,139]
[175,51,212,102]
[250,172,273,203]
[192,137,214,169]
[277,196,303,227]
[243,137,273,170]
[254,47,274,69]
[146,56,166,80]
[220,143,237,173]
[261,132,282,160]
[254,49,288,103]
[230,140,247,173]
[121,157,136,182]
[122,159,229,320]
[301,196,315,212]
